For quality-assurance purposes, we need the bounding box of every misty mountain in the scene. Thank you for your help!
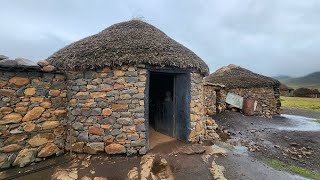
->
[273,72,320,90]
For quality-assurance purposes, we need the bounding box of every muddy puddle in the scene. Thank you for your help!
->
[278,114,320,131]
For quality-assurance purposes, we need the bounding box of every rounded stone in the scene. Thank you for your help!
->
[23,107,45,121]
[13,148,37,167]
[9,77,30,86]
[38,143,59,157]
[105,143,126,154]
[102,108,112,116]
[24,88,36,96]
[23,122,36,132]
[0,113,22,125]
[0,144,22,153]
[42,121,60,129]
[0,107,13,114]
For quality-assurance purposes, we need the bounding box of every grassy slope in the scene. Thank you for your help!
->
[281,96,320,112]
[278,72,320,90]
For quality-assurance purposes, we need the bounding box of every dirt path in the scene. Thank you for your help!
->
[214,111,320,179]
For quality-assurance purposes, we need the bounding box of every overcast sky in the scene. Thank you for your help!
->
[1,0,320,77]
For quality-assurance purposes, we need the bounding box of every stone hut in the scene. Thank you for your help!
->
[0,20,219,168]
[204,64,281,118]
[293,88,320,98]
[280,84,294,97]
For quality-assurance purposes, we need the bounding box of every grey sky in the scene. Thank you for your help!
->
[1,0,320,77]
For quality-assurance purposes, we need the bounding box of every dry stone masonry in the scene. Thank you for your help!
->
[0,69,67,168]
[66,65,148,156]
[228,87,280,118]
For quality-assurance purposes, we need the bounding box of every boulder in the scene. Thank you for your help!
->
[105,143,126,154]
[38,143,59,157]
[13,148,37,167]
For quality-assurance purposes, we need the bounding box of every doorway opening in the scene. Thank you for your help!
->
[148,71,191,150]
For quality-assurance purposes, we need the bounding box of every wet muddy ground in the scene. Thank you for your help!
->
[214,108,320,179]
[0,139,217,180]
[1,108,319,180]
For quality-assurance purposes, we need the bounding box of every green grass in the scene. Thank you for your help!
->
[281,96,320,112]
[263,158,320,180]
[312,119,320,123]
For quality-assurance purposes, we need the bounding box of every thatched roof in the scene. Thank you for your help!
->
[205,64,280,89]
[280,84,294,91]
[46,20,209,75]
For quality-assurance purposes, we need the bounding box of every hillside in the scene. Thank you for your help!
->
[274,72,320,90]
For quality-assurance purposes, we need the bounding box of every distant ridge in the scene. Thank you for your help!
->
[273,72,320,90]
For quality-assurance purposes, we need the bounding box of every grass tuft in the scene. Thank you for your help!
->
[263,158,320,180]
[281,96,320,112]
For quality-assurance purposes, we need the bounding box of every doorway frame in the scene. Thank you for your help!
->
[144,67,192,151]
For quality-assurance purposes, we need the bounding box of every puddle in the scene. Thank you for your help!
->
[278,114,320,131]
[232,146,248,156]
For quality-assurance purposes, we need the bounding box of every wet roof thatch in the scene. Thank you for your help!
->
[205,64,280,89]
[46,20,209,75]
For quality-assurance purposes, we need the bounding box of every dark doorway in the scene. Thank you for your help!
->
[149,72,175,137]
[148,71,191,141]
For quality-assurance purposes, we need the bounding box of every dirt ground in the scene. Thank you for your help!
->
[0,132,217,180]
[214,108,320,179]
[1,108,319,180]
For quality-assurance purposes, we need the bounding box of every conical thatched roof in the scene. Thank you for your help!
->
[205,64,280,89]
[280,83,294,91]
[46,20,209,75]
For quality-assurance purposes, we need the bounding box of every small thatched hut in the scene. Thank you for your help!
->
[280,84,294,97]
[293,88,320,98]
[204,64,281,118]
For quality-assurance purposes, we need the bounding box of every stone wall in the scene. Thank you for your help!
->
[66,65,147,156]
[227,87,280,118]
[0,70,67,168]
[203,85,216,116]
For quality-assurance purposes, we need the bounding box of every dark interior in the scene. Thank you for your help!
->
[149,72,175,137]
[148,71,191,141]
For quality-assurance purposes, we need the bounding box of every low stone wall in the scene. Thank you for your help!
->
[0,70,67,168]
[66,65,147,156]
[227,87,279,118]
